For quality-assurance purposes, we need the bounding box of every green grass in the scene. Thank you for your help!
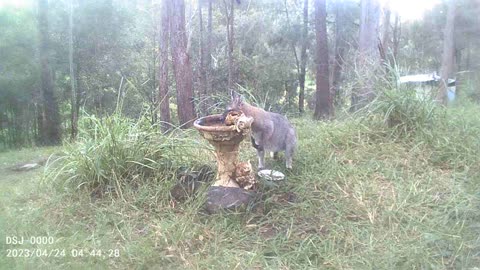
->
[1,104,480,269]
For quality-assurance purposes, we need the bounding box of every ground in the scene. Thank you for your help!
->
[0,115,479,269]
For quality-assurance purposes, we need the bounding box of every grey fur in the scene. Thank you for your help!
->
[226,93,297,169]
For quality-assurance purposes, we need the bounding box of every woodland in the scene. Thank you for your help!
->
[1,0,478,148]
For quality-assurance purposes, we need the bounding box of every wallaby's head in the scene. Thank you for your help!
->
[226,91,244,111]
[223,91,245,120]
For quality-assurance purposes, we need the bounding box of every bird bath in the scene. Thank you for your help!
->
[194,114,251,187]
[194,114,255,213]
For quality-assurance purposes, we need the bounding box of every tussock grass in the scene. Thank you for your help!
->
[2,99,480,269]
[45,114,212,198]
[366,87,443,138]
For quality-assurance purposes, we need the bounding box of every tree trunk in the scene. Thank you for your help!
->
[159,0,171,132]
[150,2,157,125]
[38,0,61,145]
[298,0,308,114]
[224,0,235,91]
[437,0,456,105]
[69,0,78,140]
[313,0,331,119]
[359,0,381,60]
[392,12,401,60]
[332,0,346,106]
[198,0,207,114]
[380,6,391,65]
[169,0,196,128]
[206,0,213,106]
[352,0,381,111]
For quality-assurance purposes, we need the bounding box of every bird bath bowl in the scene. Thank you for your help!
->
[194,114,255,213]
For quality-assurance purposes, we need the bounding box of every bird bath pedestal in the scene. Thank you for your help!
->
[194,114,254,213]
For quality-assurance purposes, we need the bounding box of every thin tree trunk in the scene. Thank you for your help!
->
[206,0,213,106]
[392,13,400,61]
[437,0,456,105]
[69,0,77,140]
[352,0,381,111]
[299,0,308,114]
[358,0,381,59]
[159,0,171,132]
[332,0,346,106]
[380,6,391,65]
[38,0,61,145]
[224,0,235,91]
[283,0,300,110]
[150,2,157,125]
[169,0,196,128]
[75,56,81,123]
[313,0,331,119]
[198,0,207,114]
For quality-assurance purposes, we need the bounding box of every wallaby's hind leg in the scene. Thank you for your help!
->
[285,144,294,169]
[257,149,265,169]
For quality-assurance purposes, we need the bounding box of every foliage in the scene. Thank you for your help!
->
[0,6,39,149]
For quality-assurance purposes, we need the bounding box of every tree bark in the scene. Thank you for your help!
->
[38,0,61,145]
[169,0,196,128]
[298,0,308,114]
[313,0,332,119]
[437,0,456,105]
[159,0,171,132]
[332,0,346,106]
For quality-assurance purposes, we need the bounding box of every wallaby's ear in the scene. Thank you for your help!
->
[230,90,237,101]
[231,91,243,105]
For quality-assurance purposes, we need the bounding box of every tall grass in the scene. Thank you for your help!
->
[367,87,443,137]
[45,113,211,197]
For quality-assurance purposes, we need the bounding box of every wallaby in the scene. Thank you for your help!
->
[225,92,297,169]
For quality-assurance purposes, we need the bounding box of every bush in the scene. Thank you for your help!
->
[45,114,210,196]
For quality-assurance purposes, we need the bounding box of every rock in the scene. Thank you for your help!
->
[9,163,41,172]
[205,186,255,214]
[7,155,57,172]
